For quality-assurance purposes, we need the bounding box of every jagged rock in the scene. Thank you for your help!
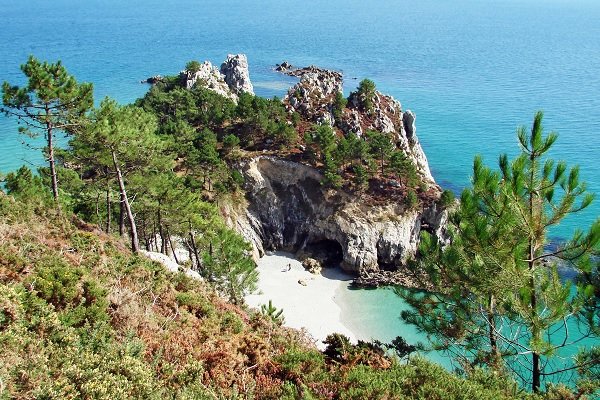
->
[302,258,322,275]
[142,75,163,84]
[179,54,254,102]
[220,54,254,96]
[224,156,446,276]
[396,110,434,183]
[283,66,343,126]
[275,61,293,72]
[402,110,416,138]
[180,60,235,100]
[352,269,433,291]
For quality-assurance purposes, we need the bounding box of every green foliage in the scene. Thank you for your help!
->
[352,164,370,190]
[356,78,376,114]
[201,227,258,305]
[260,300,285,325]
[3,166,47,201]
[176,292,215,317]
[400,112,600,394]
[185,60,202,73]
[2,56,94,202]
[332,91,347,123]
[390,150,418,187]
[439,188,456,207]
[222,133,240,151]
[367,130,395,175]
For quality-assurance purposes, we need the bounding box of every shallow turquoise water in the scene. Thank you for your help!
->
[1,0,598,375]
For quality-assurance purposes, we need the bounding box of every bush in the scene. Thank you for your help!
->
[222,133,240,150]
[185,60,202,73]
[176,292,215,318]
[439,189,456,208]
[405,190,418,209]
[26,258,84,310]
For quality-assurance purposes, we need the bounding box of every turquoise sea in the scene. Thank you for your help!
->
[1,0,599,380]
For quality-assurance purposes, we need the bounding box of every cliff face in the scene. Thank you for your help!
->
[225,157,447,275]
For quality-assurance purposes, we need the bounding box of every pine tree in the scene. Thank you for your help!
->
[2,56,93,204]
[201,227,258,305]
[366,131,394,175]
[70,98,170,253]
[400,112,600,393]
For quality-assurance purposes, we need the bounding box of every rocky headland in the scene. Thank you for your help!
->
[280,64,435,184]
[147,55,449,289]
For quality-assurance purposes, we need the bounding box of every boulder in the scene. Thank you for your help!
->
[275,61,293,72]
[142,75,163,84]
[302,258,323,275]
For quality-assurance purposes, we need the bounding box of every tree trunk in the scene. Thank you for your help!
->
[45,114,59,203]
[105,185,111,233]
[487,295,501,368]
[157,207,166,254]
[189,221,201,270]
[528,151,541,393]
[166,228,179,264]
[152,222,158,252]
[119,192,125,236]
[112,151,139,253]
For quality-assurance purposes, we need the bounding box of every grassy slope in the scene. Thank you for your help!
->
[0,192,539,399]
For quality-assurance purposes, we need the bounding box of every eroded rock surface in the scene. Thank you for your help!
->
[283,66,343,126]
[221,54,254,96]
[224,157,447,276]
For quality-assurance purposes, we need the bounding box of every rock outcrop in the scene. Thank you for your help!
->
[283,66,343,126]
[220,54,254,96]
[279,65,434,184]
[180,54,253,102]
[224,157,447,276]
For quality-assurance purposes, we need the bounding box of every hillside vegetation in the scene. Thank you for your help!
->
[0,191,548,399]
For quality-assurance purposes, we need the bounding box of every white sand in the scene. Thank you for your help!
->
[245,251,357,348]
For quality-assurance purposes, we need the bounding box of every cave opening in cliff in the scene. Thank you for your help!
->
[304,239,344,267]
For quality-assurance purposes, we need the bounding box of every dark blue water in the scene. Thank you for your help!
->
[1,0,599,378]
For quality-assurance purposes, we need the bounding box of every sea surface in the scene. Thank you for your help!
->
[1,0,599,379]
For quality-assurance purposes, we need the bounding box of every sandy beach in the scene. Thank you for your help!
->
[245,251,357,348]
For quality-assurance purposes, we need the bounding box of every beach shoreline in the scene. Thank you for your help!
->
[245,251,357,349]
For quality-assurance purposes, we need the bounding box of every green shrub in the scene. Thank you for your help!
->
[405,190,418,209]
[220,311,244,334]
[176,292,215,318]
[439,189,456,208]
[27,258,83,310]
